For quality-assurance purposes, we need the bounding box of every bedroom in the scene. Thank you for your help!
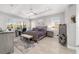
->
[0,4,76,54]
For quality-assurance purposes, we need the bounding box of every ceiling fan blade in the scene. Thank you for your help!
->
[33,12,38,15]
[30,10,38,15]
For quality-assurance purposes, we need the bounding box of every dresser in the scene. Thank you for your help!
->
[0,32,15,54]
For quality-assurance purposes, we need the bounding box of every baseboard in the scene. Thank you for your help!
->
[67,45,76,50]
[76,45,79,47]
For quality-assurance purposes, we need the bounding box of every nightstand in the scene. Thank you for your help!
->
[46,31,54,37]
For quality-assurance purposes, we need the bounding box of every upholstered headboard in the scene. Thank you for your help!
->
[36,26,47,30]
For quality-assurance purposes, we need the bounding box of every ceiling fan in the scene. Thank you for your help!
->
[29,7,52,15]
[29,8,38,15]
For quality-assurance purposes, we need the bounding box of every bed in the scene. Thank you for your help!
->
[23,26,47,42]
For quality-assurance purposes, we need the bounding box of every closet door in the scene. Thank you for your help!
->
[59,24,67,46]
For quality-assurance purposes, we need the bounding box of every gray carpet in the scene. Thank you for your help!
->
[14,37,36,53]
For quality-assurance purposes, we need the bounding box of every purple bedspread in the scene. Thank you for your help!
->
[26,30,46,38]
[36,31,45,38]
[24,26,47,41]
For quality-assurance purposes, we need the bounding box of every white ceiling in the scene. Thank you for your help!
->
[0,4,69,19]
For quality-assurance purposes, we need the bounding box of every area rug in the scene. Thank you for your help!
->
[14,38,36,53]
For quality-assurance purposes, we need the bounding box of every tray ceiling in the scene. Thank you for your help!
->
[0,4,69,19]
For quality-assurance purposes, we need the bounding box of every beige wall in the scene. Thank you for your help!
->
[65,5,76,49]
[31,13,64,28]
[76,5,79,46]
